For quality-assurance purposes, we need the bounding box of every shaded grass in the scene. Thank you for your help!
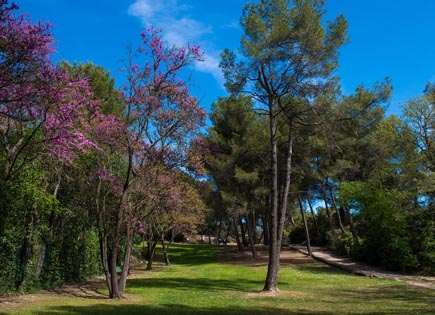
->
[2,244,435,315]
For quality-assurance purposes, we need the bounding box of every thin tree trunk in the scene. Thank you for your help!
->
[161,236,170,266]
[215,219,222,244]
[109,203,124,299]
[146,241,157,271]
[321,186,334,231]
[96,179,112,296]
[327,182,346,233]
[246,212,258,259]
[298,195,312,256]
[232,216,244,252]
[307,197,321,243]
[239,215,248,246]
[224,219,232,244]
[118,221,134,294]
[262,213,269,246]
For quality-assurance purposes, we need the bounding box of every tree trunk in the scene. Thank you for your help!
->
[298,195,312,256]
[232,216,244,252]
[33,243,46,279]
[17,238,32,294]
[215,218,222,244]
[118,221,134,294]
[146,241,157,271]
[321,186,334,231]
[224,219,232,244]
[327,182,346,233]
[344,205,360,247]
[307,197,322,243]
[263,102,280,293]
[246,212,258,259]
[262,213,269,246]
[109,202,125,299]
[239,215,248,246]
[161,236,170,266]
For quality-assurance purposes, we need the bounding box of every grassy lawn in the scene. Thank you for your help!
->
[2,244,434,315]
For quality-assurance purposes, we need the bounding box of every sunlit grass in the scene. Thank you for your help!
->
[2,244,435,315]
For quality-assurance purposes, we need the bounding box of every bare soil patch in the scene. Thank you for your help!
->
[216,244,315,267]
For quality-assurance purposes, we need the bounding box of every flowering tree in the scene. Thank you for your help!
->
[98,27,206,299]
[0,1,99,181]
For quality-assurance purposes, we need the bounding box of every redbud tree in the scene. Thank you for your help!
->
[0,0,99,181]
[98,27,206,299]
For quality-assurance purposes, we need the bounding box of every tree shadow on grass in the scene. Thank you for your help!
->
[32,303,334,315]
[127,276,261,293]
[316,284,435,315]
[292,263,351,276]
[167,244,219,266]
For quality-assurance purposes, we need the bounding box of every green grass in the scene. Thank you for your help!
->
[2,244,435,315]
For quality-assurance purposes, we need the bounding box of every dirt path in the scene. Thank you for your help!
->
[290,244,435,290]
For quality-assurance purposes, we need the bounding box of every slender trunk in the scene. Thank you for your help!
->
[118,221,134,294]
[232,216,244,252]
[307,197,321,243]
[327,182,346,233]
[109,202,124,299]
[321,186,334,231]
[277,117,295,246]
[246,212,258,259]
[95,179,112,296]
[298,196,312,256]
[239,215,248,246]
[215,219,222,244]
[161,236,170,266]
[146,241,157,270]
[263,213,269,246]
[224,219,232,243]
[264,102,280,292]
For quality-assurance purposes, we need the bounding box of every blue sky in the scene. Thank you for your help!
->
[16,0,435,118]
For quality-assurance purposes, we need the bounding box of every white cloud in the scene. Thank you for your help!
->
[127,0,223,86]
[127,0,162,19]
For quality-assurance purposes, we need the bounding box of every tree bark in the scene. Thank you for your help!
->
[239,215,248,246]
[298,195,312,256]
[146,241,157,271]
[118,221,134,294]
[246,212,258,259]
[321,186,334,231]
[263,101,280,292]
[232,216,244,252]
[161,236,170,266]
[224,219,232,244]
[326,182,346,233]
[307,197,322,243]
